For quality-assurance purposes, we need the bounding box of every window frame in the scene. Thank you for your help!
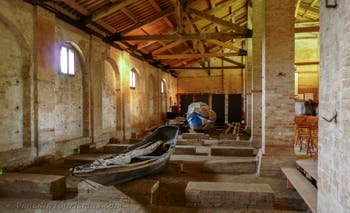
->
[161,80,165,94]
[130,69,136,89]
[59,45,75,76]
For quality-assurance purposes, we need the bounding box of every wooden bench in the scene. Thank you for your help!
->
[281,167,317,213]
[185,181,274,208]
[0,173,66,200]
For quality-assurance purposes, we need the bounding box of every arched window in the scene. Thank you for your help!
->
[130,68,136,89]
[161,79,166,94]
[59,45,75,75]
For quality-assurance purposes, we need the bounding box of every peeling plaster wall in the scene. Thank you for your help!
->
[0,0,34,168]
[0,0,177,168]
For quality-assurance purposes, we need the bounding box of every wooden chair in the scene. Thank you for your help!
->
[295,116,309,151]
[307,118,318,159]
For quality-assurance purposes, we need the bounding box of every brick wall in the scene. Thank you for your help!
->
[318,0,350,211]
[0,0,177,168]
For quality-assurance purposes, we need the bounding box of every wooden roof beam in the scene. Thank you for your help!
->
[295,26,319,33]
[153,52,245,60]
[218,57,244,67]
[207,39,241,52]
[186,7,248,33]
[107,32,251,41]
[169,66,243,70]
[152,40,184,55]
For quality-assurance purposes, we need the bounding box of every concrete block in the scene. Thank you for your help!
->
[185,181,274,208]
[174,145,196,155]
[103,144,131,154]
[211,146,255,157]
[79,143,96,154]
[177,139,203,146]
[182,133,209,139]
[203,158,257,174]
[117,179,159,204]
[0,173,66,200]
[78,179,132,202]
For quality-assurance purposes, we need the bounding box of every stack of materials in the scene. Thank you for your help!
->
[186,102,216,131]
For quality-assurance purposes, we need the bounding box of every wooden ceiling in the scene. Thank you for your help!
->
[24,0,319,75]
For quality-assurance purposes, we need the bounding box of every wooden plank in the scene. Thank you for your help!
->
[148,0,174,28]
[296,159,318,182]
[63,0,89,16]
[281,167,317,213]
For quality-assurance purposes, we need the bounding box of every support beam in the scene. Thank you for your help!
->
[207,39,241,52]
[154,52,243,60]
[295,0,301,17]
[170,66,243,70]
[295,61,319,66]
[218,57,245,67]
[152,40,184,55]
[107,32,252,41]
[295,26,319,33]
[186,7,247,33]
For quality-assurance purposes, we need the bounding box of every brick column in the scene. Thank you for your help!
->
[250,0,264,147]
[34,6,57,156]
[260,0,296,176]
[318,1,350,212]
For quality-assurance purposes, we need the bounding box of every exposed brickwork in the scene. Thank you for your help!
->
[251,0,264,147]
[261,0,295,176]
[318,0,350,211]
[0,0,177,168]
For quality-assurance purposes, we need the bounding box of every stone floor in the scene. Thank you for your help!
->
[0,131,311,213]
[0,161,311,213]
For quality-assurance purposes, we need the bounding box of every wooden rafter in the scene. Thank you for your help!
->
[152,40,184,55]
[295,26,319,33]
[89,0,139,21]
[295,0,301,17]
[154,52,244,60]
[218,57,244,67]
[119,6,175,35]
[148,0,174,28]
[170,66,243,70]
[207,39,241,52]
[109,32,251,41]
[186,7,246,33]
[300,2,319,14]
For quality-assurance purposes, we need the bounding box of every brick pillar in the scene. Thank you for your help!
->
[260,0,296,176]
[318,1,350,212]
[34,6,56,156]
[250,0,264,147]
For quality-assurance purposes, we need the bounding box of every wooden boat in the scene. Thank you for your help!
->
[71,125,179,185]
[186,102,216,131]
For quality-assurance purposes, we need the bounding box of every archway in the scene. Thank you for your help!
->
[0,12,31,151]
